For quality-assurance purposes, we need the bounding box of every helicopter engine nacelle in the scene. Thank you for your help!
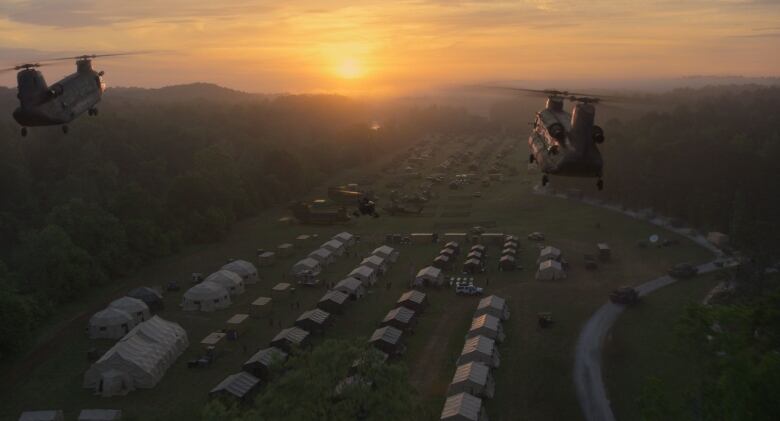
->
[16,69,49,108]
[592,125,605,144]
[570,103,596,146]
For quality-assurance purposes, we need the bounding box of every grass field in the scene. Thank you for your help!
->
[0,136,714,421]
[602,272,725,421]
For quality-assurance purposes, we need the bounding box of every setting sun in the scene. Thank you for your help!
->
[336,58,364,79]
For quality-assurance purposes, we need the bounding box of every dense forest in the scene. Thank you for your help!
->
[0,84,489,358]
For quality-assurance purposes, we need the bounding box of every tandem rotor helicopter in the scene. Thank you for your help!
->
[488,86,623,190]
[2,52,142,136]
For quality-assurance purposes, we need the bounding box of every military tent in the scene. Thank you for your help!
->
[270,327,310,352]
[440,392,488,421]
[77,409,122,421]
[475,295,510,320]
[457,335,500,368]
[321,239,346,256]
[181,282,231,312]
[295,309,332,333]
[205,270,245,295]
[242,347,288,380]
[447,362,495,399]
[414,266,444,287]
[333,232,356,247]
[88,308,135,340]
[372,245,399,263]
[108,297,150,324]
[291,258,321,276]
[308,248,335,266]
[210,372,261,403]
[127,287,163,312]
[335,278,365,300]
[536,260,567,281]
[348,266,378,286]
[369,326,405,357]
[468,314,505,343]
[397,290,428,312]
[317,290,348,314]
[221,260,259,284]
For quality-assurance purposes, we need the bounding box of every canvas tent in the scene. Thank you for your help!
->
[498,255,516,271]
[439,248,456,259]
[458,335,500,368]
[397,290,428,312]
[335,278,366,300]
[181,281,231,312]
[333,232,356,247]
[321,239,346,256]
[210,372,261,403]
[77,409,122,421]
[18,411,64,421]
[536,260,567,281]
[537,246,562,264]
[348,266,378,286]
[440,392,488,421]
[468,314,505,343]
[295,309,332,333]
[414,266,444,287]
[308,248,335,266]
[277,243,294,257]
[318,290,349,314]
[372,245,399,263]
[258,251,275,267]
[444,241,461,254]
[369,326,405,357]
[475,295,510,320]
[463,258,483,275]
[243,347,288,380]
[84,316,188,396]
[88,308,135,340]
[433,254,453,271]
[381,306,417,331]
[127,287,163,312]
[205,270,245,295]
[221,260,259,284]
[291,258,322,276]
[447,362,495,399]
[466,250,484,261]
[360,255,388,274]
[500,248,517,257]
[108,297,150,324]
[270,327,310,351]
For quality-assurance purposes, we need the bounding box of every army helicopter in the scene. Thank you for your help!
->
[491,87,619,190]
[2,52,139,136]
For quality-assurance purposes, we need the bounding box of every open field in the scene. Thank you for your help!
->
[0,136,713,421]
[602,272,725,421]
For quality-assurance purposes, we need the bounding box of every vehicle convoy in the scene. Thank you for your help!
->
[668,263,698,279]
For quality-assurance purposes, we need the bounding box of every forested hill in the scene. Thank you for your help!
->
[0,85,489,358]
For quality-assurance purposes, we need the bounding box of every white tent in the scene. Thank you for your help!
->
[441,392,488,421]
[475,295,510,320]
[205,270,245,295]
[108,296,150,324]
[321,239,346,256]
[349,265,378,286]
[415,266,444,287]
[333,232,355,247]
[291,258,322,276]
[372,245,399,263]
[537,246,562,264]
[84,316,188,396]
[308,248,335,266]
[88,308,135,340]
[335,277,366,300]
[468,314,505,343]
[536,260,567,281]
[360,255,387,274]
[221,260,259,284]
[181,281,232,312]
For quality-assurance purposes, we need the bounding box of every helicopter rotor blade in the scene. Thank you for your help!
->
[0,62,53,73]
[42,51,159,62]
[479,85,633,103]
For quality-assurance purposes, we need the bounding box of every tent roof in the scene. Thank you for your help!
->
[184,281,228,300]
[90,307,133,326]
[273,327,309,345]
[372,245,395,256]
[77,409,122,421]
[210,372,260,398]
[109,296,148,314]
[434,254,450,262]
[221,260,258,277]
[539,260,563,271]
[451,361,490,386]
[398,290,426,304]
[540,246,561,256]
[205,270,243,287]
[461,335,495,356]
[295,257,320,268]
[383,307,415,324]
[477,295,506,311]
[127,287,162,301]
[370,326,403,345]
[499,255,515,262]
[245,347,287,367]
[470,314,500,332]
[349,265,375,278]
[321,239,345,250]
[310,248,333,258]
[18,410,64,421]
[361,255,385,266]
[296,309,331,325]
[441,392,482,421]
[336,277,362,290]
[416,266,441,278]
[334,231,354,241]
[319,290,348,304]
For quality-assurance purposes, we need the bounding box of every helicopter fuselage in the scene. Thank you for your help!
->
[12,59,104,127]
[528,97,603,178]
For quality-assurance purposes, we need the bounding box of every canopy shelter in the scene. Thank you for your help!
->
[536,260,567,281]
[270,327,310,352]
[127,287,164,312]
[221,260,259,284]
[475,295,510,320]
[321,239,346,256]
[360,255,388,275]
[369,326,405,357]
[308,248,335,266]
[468,314,506,343]
[108,296,150,324]
[333,231,356,247]
[181,281,231,312]
[205,270,245,296]
[414,266,444,287]
[77,409,122,421]
[88,308,135,340]
[457,335,500,368]
[348,265,378,286]
[372,245,399,263]
[397,290,428,312]
[295,308,332,334]
[335,277,366,300]
[317,290,348,314]
[441,392,489,421]
[242,347,288,380]
[447,362,495,399]
[381,306,417,331]
[84,316,188,396]
[210,372,261,403]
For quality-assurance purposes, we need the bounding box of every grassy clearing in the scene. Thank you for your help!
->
[602,272,724,421]
[0,138,714,421]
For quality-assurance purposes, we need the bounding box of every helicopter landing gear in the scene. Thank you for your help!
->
[597,179,604,191]
[542,174,549,187]
[88,107,99,116]
[62,125,69,134]
[529,154,535,164]
[21,127,27,137]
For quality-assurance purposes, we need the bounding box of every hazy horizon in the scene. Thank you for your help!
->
[2,1,779,96]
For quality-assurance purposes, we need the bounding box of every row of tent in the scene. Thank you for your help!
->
[441,295,510,421]
[181,259,260,312]
[88,294,156,340]
[290,232,357,277]
[19,409,122,421]
[535,246,568,281]
[368,290,429,358]
[432,241,462,271]
[498,237,520,271]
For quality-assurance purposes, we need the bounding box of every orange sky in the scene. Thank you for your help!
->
[1,0,779,95]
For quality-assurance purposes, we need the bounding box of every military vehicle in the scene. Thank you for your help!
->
[609,286,639,305]
[288,201,350,225]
